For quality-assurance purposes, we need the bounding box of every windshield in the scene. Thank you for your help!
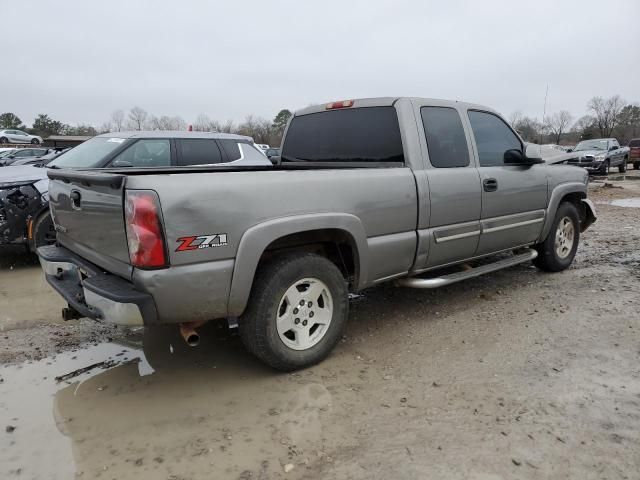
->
[0,150,15,158]
[48,137,129,168]
[574,139,608,151]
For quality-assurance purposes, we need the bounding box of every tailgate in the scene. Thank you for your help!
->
[48,170,132,279]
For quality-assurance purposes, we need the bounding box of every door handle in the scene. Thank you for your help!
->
[483,178,498,192]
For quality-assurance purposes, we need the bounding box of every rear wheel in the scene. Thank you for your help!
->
[618,158,627,173]
[239,253,348,371]
[32,212,56,251]
[0,137,7,144]
[31,138,40,145]
[533,202,580,272]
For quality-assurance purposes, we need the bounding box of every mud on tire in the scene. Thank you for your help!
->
[239,253,349,371]
[533,202,580,272]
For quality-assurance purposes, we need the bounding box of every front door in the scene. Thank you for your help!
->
[466,110,547,255]
[413,101,482,269]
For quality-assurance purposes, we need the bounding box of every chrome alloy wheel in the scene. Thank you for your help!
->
[276,278,333,351]
[555,216,575,259]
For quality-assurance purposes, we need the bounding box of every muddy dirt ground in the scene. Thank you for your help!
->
[1,172,640,480]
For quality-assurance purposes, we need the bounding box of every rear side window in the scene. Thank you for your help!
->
[178,139,223,165]
[468,111,522,167]
[218,139,242,161]
[282,107,404,164]
[629,139,640,147]
[421,107,469,168]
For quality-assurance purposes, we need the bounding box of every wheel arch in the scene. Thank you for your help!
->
[227,213,368,316]
[538,182,588,242]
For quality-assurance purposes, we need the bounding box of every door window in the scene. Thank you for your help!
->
[111,139,171,167]
[178,139,223,165]
[468,111,522,166]
[421,107,469,168]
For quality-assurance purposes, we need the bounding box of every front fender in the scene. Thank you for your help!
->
[227,213,368,317]
[538,182,587,242]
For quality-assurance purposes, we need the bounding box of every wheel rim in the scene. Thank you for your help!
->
[276,277,333,351]
[554,217,575,259]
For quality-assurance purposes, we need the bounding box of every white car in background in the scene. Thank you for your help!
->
[0,129,43,145]
[254,143,270,154]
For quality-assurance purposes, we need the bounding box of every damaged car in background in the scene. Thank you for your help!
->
[0,165,53,251]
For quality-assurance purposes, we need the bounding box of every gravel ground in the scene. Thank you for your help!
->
[1,171,639,479]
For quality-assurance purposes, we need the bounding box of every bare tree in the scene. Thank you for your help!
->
[146,115,187,131]
[110,109,125,132]
[545,111,573,144]
[212,119,235,133]
[587,95,625,137]
[193,114,212,132]
[128,106,148,131]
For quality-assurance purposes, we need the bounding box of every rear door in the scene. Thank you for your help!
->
[413,100,482,269]
[466,110,547,255]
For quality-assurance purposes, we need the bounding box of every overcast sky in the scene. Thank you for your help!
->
[3,0,639,128]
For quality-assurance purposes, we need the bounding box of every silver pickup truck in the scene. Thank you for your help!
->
[38,97,596,370]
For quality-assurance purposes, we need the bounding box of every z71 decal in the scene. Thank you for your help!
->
[176,234,228,251]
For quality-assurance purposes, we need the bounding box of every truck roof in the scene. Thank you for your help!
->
[96,131,254,142]
[294,96,498,116]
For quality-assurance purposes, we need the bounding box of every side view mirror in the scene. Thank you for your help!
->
[609,145,619,151]
[270,155,281,165]
[111,159,133,168]
[504,148,543,166]
[566,148,573,153]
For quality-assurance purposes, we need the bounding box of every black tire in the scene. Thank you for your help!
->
[0,137,7,144]
[533,202,580,272]
[31,138,40,145]
[239,253,348,371]
[32,212,56,251]
[600,160,610,175]
[634,162,640,170]
[618,158,627,173]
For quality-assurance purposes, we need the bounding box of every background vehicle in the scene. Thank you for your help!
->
[0,129,43,145]
[10,147,70,166]
[566,138,629,174]
[629,138,640,169]
[265,147,280,160]
[254,143,269,153]
[1,132,268,253]
[0,148,49,166]
[39,97,596,371]
[0,148,17,158]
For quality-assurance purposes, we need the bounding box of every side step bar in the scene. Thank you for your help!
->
[396,248,538,289]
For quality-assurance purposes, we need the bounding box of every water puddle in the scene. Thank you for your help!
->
[1,326,346,479]
[607,175,640,181]
[610,198,640,208]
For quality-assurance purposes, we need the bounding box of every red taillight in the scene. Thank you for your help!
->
[326,99,354,110]
[125,190,167,268]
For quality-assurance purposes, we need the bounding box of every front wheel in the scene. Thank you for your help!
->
[31,138,40,145]
[239,253,348,371]
[599,160,610,175]
[533,202,580,272]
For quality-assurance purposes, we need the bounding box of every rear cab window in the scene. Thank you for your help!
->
[629,139,640,147]
[281,106,404,165]
[421,107,469,168]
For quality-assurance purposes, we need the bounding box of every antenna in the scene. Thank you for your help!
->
[541,84,549,144]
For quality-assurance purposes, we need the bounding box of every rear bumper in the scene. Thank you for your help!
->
[37,244,157,326]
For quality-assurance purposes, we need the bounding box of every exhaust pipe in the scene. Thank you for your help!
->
[179,321,206,347]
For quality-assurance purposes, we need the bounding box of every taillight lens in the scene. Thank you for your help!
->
[326,100,354,110]
[124,190,167,268]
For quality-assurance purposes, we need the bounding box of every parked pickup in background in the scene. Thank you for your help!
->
[567,138,630,174]
[629,138,640,170]
[38,97,596,371]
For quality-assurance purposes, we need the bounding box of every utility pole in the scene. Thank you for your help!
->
[541,84,549,144]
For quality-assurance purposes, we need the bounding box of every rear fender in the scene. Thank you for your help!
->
[227,213,368,316]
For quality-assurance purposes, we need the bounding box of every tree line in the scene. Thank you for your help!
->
[510,95,639,145]
[1,95,638,146]
[0,107,293,147]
